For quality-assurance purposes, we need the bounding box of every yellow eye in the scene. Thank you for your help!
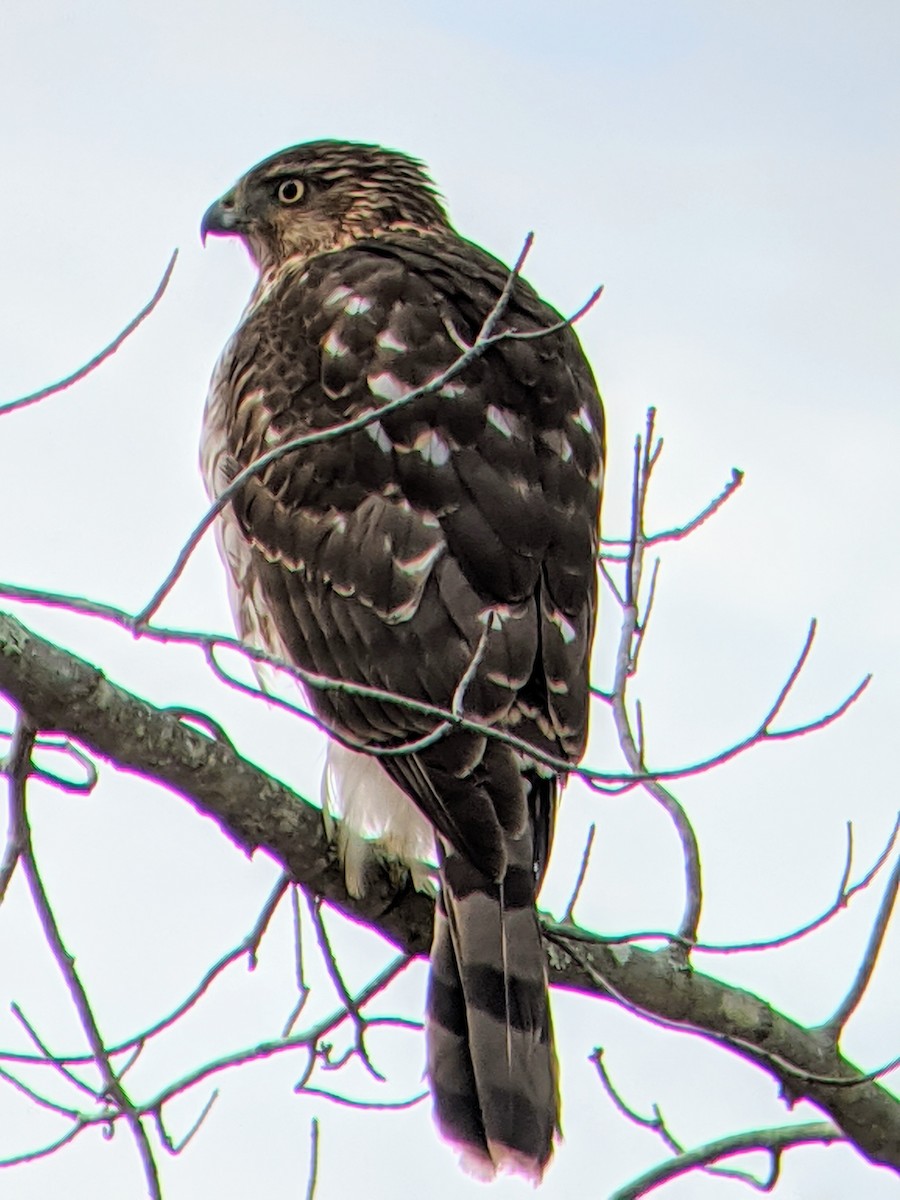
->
[276,178,305,205]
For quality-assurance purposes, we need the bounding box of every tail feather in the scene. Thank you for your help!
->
[426,831,559,1182]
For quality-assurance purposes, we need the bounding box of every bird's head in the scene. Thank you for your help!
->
[201,140,450,272]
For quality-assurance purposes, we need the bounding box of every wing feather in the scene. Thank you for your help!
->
[203,229,602,857]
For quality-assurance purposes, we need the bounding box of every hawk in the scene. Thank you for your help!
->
[200,141,604,1182]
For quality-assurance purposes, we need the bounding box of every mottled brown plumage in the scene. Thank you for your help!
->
[201,140,604,1181]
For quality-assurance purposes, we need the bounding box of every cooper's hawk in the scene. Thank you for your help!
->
[200,140,604,1182]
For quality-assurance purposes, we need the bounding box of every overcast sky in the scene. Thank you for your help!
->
[0,4,898,1198]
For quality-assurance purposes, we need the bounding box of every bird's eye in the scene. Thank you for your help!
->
[276,178,305,205]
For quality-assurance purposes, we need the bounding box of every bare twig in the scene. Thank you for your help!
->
[208,638,453,759]
[820,848,900,1041]
[592,1048,803,1191]
[248,874,293,968]
[607,411,703,945]
[204,642,328,734]
[0,252,178,417]
[1,729,99,794]
[305,1117,320,1200]
[10,1004,99,1099]
[0,728,26,903]
[28,737,99,793]
[282,885,311,1036]
[630,558,659,677]
[307,896,385,1082]
[586,617,871,793]
[591,1049,683,1155]
[479,232,535,338]
[163,706,236,749]
[0,1063,83,1120]
[609,1121,842,1200]
[562,824,596,923]
[696,816,899,955]
[0,874,291,1072]
[299,1086,426,1111]
[601,467,744,558]
[146,954,412,1109]
[9,714,162,1199]
[0,1121,89,1168]
[0,204,890,1200]
[93,870,288,1054]
[597,555,626,607]
[493,283,604,343]
[452,613,494,718]
[153,1090,219,1154]
[547,815,900,957]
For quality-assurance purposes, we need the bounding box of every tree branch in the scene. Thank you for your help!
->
[0,611,897,1171]
[819,849,900,1042]
[606,410,702,945]
[0,252,178,418]
[609,1121,842,1200]
[0,609,434,954]
[7,712,162,1198]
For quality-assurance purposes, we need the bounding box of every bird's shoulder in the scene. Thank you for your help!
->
[225,229,602,461]
[212,229,603,608]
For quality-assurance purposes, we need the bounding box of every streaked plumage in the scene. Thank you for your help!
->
[200,140,604,1181]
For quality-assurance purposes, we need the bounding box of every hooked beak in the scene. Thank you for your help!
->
[200,192,243,245]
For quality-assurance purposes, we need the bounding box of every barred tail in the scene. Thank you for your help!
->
[425,832,559,1183]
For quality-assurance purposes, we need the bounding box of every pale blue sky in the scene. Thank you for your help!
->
[0,4,898,1198]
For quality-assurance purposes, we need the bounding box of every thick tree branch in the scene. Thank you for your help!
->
[0,611,897,1172]
[0,610,434,954]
